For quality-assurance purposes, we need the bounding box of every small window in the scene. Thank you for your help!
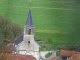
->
[28,29,31,34]
[28,41,30,43]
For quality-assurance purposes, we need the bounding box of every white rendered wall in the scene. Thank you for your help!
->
[23,35,34,50]
[13,31,40,60]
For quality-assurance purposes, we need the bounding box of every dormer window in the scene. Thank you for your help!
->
[28,29,31,34]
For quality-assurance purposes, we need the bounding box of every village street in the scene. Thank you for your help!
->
[41,51,56,58]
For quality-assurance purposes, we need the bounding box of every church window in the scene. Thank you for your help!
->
[28,41,30,43]
[28,29,31,34]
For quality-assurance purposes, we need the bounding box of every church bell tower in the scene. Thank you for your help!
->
[23,9,40,60]
[24,9,35,35]
[23,9,35,51]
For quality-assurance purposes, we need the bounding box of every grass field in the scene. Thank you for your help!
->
[0,0,80,50]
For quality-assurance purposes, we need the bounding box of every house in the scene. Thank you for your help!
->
[67,52,80,60]
[0,53,36,60]
[11,9,40,60]
[60,50,75,60]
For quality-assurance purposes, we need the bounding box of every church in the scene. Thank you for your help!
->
[12,9,40,60]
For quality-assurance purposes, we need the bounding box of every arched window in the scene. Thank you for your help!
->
[28,29,31,34]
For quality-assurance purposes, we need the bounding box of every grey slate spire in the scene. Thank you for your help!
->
[26,9,34,27]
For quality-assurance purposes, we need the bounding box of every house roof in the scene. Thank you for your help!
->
[12,33,23,45]
[67,52,80,60]
[0,54,36,60]
[25,9,34,28]
[60,50,76,57]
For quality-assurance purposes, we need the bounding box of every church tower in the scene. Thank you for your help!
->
[24,9,35,35]
[23,9,35,51]
[12,9,40,60]
[23,9,40,60]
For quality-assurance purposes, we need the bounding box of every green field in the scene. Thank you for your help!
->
[0,0,80,50]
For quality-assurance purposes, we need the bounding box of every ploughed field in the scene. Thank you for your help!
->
[0,0,80,50]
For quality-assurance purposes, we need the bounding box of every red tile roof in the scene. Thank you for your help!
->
[60,50,76,57]
[0,53,36,60]
[67,52,80,60]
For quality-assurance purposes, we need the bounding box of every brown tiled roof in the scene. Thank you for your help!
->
[60,50,76,57]
[0,53,36,60]
[67,52,80,60]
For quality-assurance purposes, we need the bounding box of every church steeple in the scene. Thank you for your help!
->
[24,9,35,35]
[25,9,34,27]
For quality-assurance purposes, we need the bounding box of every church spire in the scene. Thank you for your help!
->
[26,9,34,27]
